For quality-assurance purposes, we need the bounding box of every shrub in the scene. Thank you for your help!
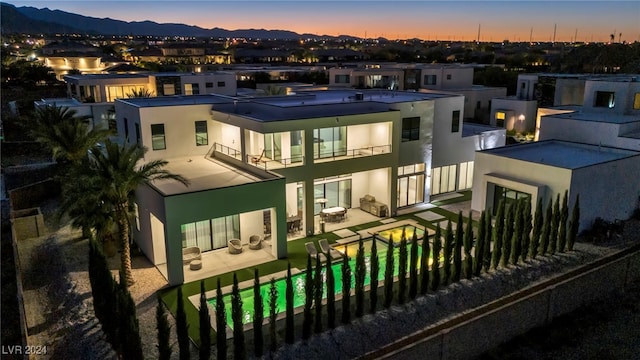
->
[314,254,323,334]
[511,200,523,265]
[177,286,191,360]
[253,270,264,357]
[483,212,493,272]
[568,195,580,251]
[502,202,515,267]
[231,273,245,360]
[398,237,408,304]
[341,250,352,324]
[531,199,543,258]
[431,226,442,291]
[383,234,395,308]
[420,228,431,295]
[492,200,505,269]
[285,263,294,344]
[558,190,569,252]
[268,278,278,352]
[550,193,560,254]
[370,236,380,313]
[409,231,419,299]
[302,255,313,339]
[522,199,532,261]
[474,211,485,276]
[355,237,366,316]
[215,280,226,360]
[443,221,453,284]
[541,198,553,255]
[452,211,463,282]
[463,212,474,279]
[157,297,172,360]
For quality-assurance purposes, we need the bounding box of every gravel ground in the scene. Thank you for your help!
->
[19,212,640,360]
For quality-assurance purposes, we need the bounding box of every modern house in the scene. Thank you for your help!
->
[114,89,505,284]
[329,63,506,123]
[473,75,640,230]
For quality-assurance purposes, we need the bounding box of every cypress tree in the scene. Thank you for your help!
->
[231,273,245,360]
[383,234,395,308]
[157,296,172,360]
[558,190,569,252]
[474,211,485,276]
[370,238,380,313]
[199,281,211,360]
[398,237,408,304]
[502,202,515,267]
[511,200,523,265]
[285,263,295,343]
[431,226,442,291]
[215,280,226,360]
[325,254,336,329]
[522,199,532,261]
[443,221,453,284]
[492,200,505,269]
[341,249,352,324]
[568,195,580,251]
[302,255,313,339]
[409,230,419,299]
[118,271,143,360]
[89,239,118,347]
[550,193,560,254]
[419,228,431,295]
[253,269,264,357]
[452,211,463,282]
[177,286,191,360]
[463,212,473,279]
[531,199,543,259]
[355,237,366,317]
[483,212,493,272]
[268,278,278,353]
[313,254,323,334]
[541,198,553,255]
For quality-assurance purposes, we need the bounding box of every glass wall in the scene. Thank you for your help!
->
[314,177,351,214]
[181,214,240,252]
[492,185,531,214]
[313,126,346,159]
[431,164,457,195]
[106,85,148,102]
[397,163,426,207]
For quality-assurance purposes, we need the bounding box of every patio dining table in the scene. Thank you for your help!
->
[321,206,347,222]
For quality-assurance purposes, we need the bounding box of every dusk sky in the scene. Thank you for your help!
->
[6,1,640,43]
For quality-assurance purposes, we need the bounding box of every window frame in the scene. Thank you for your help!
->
[451,110,461,133]
[151,124,166,150]
[195,120,208,146]
[402,116,420,142]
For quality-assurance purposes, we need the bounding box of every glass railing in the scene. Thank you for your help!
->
[246,154,305,171]
[212,143,242,160]
[314,144,391,162]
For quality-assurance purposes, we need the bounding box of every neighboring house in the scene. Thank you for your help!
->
[473,75,640,230]
[329,63,506,123]
[114,89,505,284]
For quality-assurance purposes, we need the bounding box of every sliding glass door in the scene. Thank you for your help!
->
[314,179,352,214]
[181,214,240,252]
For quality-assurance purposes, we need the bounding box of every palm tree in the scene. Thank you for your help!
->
[31,106,109,166]
[127,89,155,98]
[87,140,188,285]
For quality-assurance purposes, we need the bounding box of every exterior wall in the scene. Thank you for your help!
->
[554,78,586,105]
[133,184,167,266]
[539,116,640,151]
[570,155,640,231]
[515,74,538,100]
[457,87,507,122]
[420,67,474,90]
[170,72,237,96]
[136,104,216,161]
[470,151,572,213]
[490,98,537,132]
[583,80,640,115]
[431,95,468,167]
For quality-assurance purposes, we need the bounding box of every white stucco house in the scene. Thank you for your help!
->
[114,89,505,284]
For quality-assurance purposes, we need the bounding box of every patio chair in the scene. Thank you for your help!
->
[228,239,243,254]
[318,238,343,260]
[182,246,201,265]
[249,235,263,250]
[305,242,327,263]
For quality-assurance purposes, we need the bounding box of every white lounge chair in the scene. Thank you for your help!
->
[318,238,343,260]
[249,235,263,250]
[228,239,243,254]
[305,242,327,263]
[182,246,201,264]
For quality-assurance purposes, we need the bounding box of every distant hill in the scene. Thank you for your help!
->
[0,3,85,35]
[1,2,359,40]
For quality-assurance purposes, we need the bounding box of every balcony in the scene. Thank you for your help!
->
[211,143,242,161]
[246,154,305,171]
[313,144,391,163]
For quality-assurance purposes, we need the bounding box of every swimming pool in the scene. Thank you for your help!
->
[375,225,426,246]
[208,236,428,329]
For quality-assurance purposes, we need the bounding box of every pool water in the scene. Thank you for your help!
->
[208,237,431,329]
[376,225,425,246]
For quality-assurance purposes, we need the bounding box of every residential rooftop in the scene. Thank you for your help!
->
[546,109,640,125]
[462,123,503,137]
[63,73,149,81]
[150,156,264,196]
[481,140,640,169]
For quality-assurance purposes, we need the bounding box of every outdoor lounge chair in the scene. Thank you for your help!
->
[228,239,243,254]
[182,246,201,265]
[318,238,343,260]
[249,235,263,250]
[305,242,327,263]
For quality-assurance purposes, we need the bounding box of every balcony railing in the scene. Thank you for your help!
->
[212,143,242,160]
[247,154,304,171]
[314,144,391,162]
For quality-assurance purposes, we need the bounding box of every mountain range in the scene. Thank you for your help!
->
[0,2,359,40]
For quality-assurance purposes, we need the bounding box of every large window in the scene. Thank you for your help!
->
[594,91,615,108]
[195,121,208,146]
[184,83,199,95]
[424,74,437,85]
[151,124,166,150]
[181,215,239,252]
[458,161,474,190]
[397,163,426,208]
[492,185,530,215]
[334,74,350,84]
[431,164,457,195]
[634,93,640,110]
[313,126,346,159]
[314,178,351,214]
[451,110,461,133]
[402,117,420,142]
[106,85,147,102]
[495,111,506,127]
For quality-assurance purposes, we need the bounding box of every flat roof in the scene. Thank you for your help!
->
[150,156,262,196]
[117,94,234,108]
[549,110,640,125]
[480,140,640,169]
[462,123,503,137]
[64,74,149,81]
